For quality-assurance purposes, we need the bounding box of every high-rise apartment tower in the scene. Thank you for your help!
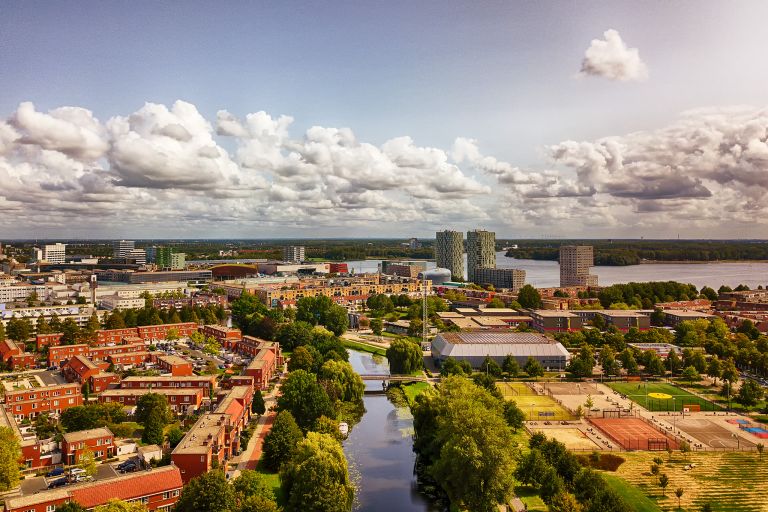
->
[435,230,464,281]
[466,230,496,283]
[559,245,598,287]
[283,246,305,263]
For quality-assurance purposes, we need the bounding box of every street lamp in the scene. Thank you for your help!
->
[672,398,677,433]
[732,432,741,450]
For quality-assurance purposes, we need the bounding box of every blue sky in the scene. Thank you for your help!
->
[2,1,768,238]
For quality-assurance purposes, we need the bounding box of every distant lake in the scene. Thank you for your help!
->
[347,252,768,290]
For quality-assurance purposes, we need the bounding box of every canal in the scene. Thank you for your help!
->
[344,349,440,512]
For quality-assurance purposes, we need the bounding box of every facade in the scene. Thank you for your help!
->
[100,388,203,413]
[146,246,172,268]
[135,322,198,341]
[559,245,598,287]
[98,294,146,310]
[94,269,211,284]
[36,332,63,350]
[156,355,194,376]
[466,229,496,283]
[572,310,652,331]
[170,252,186,270]
[380,261,427,278]
[4,383,82,420]
[0,282,47,303]
[435,230,464,280]
[283,245,306,263]
[530,310,583,332]
[61,427,115,465]
[201,324,242,349]
[473,267,525,291]
[431,332,570,369]
[48,344,90,366]
[120,375,217,393]
[126,249,147,265]
[244,348,276,390]
[37,243,66,264]
[663,309,714,327]
[113,240,135,258]
[4,465,183,512]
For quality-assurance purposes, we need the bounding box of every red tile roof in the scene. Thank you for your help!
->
[69,465,182,507]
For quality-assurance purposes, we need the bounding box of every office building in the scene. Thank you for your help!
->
[126,248,146,265]
[466,230,496,283]
[170,252,186,270]
[435,230,464,281]
[146,246,172,268]
[32,243,66,264]
[380,261,427,278]
[283,245,305,263]
[559,245,598,287]
[113,240,135,258]
[473,267,526,291]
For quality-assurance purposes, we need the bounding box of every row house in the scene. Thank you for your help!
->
[49,344,90,367]
[171,386,253,483]
[136,322,197,341]
[89,372,119,394]
[61,427,115,465]
[94,327,140,346]
[108,351,150,368]
[155,354,193,376]
[35,332,63,350]
[200,324,242,350]
[100,388,203,414]
[120,375,217,394]
[239,336,284,366]
[529,310,583,333]
[4,465,183,512]
[9,351,37,371]
[61,355,118,394]
[243,349,276,390]
[88,343,145,363]
[220,375,255,390]
[153,293,227,310]
[0,407,50,470]
[4,383,82,420]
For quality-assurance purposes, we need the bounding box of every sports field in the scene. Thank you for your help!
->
[543,381,603,396]
[499,383,576,420]
[532,427,599,450]
[676,418,754,449]
[590,417,679,451]
[606,382,721,412]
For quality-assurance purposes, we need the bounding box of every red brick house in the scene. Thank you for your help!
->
[35,332,63,350]
[107,351,149,368]
[95,327,140,346]
[63,355,101,383]
[61,427,115,465]
[120,375,217,393]
[4,383,82,420]
[200,324,242,350]
[48,344,89,367]
[8,351,37,371]
[100,388,203,414]
[4,465,184,512]
[88,343,145,363]
[244,348,276,390]
[156,354,193,376]
[136,322,197,341]
[88,372,119,394]
[0,339,22,363]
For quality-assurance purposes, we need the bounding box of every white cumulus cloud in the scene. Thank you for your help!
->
[580,29,648,82]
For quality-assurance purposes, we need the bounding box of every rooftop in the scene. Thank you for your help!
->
[171,413,227,455]
[63,427,113,444]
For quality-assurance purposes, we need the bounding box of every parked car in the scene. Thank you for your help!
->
[47,477,68,489]
[74,474,93,483]
[46,467,65,478]
[117,460,138,473]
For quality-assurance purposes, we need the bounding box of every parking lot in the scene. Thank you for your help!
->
[19,463,118,496]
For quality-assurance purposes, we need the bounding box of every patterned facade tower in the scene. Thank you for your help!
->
[466,229,496,283]
[435,230,464,281]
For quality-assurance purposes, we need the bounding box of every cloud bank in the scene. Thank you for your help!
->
[580,29,648,82]
[1,100,767,237]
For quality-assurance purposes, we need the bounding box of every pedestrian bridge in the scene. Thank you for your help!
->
[358,374,429,383]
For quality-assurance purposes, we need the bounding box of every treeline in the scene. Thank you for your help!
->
[505,240,768,265]
[597,281,699,309]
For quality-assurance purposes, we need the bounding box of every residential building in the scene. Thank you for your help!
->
[95,328,140,346]
[4,465,183,512]
[32,243,66,264]
[170,252,186,270]
[98,294,146,310]
[100,388,203,413]
[530,310,583,332]
[135,322,198,341]
[94,269,211,284]
[283,245,306,263]
[120,375,217,393]
[244,348,276,390]
[126,248,147,265]
[559,245,598,287]
[113,240,135,258]
[4,383,82,420]
[48,344,90,366]
[473,267,525,291]
[572,310,652,331]
[237,336,284,366]
[0,282,48,303]
[146,246,172,268]
[466,229,495,283]
[435,230,464,281]
[431,332,570,369]
[35,332,63,350]
[108,351,150,368]
[663,309,715,327]
[201,325,242,349]
[156,355,193,376]
[61,427,114,465]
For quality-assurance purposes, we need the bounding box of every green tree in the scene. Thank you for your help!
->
[524,356,545,378]
[252,389,266,415]
[288,346,315,373]
[61,318,80,345]
[502,355,520,377]
[0,322,5,342]
[240,495,279,512]
[78,446,97,477]
[503,401,525,432]
[135,393,173,425]
[275,321,314,351]
[486,297,505,308]
[517,285,542,309]
[440,357,472,377]
[600,346,619,377]
[277,371,335,431]
[699,286,718,301]
[94,500,148,512]
[34,412,59,439]
[56,503,87,512]
[369,317,383,336]
[104,310,126,330]
[318,360,365,403]
[386,339,423,374]
[666,350,681,375]
[548,491,583,512]
[6,317,32,343]
[737,379,764,406]
[232,469,275,502]
[262,411,304,471]
[646,354,666,376]
[166,425,184,448]
[681,365,701,385]
[480,356,502,378]
[36,316,52,335]
[0,426,21,491]
[659,473,669,497]
[675,488,685,510]
[142,410,166,446]
[176,470,236,512]
[280,432,354,512]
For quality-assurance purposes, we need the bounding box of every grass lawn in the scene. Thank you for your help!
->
[601,473,662,512]
[681,382,767,413]
[341,339,387,356]
[255,462,284,505]
[514,486,548,511]
[606,381,721,412]
[402,382,431,405]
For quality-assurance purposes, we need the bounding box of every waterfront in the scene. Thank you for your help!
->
[344,350,438,512]
[348,253,768,290]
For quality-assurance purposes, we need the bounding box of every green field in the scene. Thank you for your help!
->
[498,382,576,420]
[341,339,387,356]
[606,382,721,412]
[602,473,662,512]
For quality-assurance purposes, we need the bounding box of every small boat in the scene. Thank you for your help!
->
[339,422,349,437]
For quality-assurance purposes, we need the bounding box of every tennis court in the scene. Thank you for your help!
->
[606,382,721,412]
[497,382,536,398]
[676,418,755,449]
[590,417,679,451]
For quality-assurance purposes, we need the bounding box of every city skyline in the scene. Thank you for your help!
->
[3,1,768,239]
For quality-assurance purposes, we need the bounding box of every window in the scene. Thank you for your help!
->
[173,490,180,497]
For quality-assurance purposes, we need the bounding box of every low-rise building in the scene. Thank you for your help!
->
[4,383,82,420]
[61,427,115,465]
[530,310,583,332]
[136,322,198,341]
[663,309,714,327]
[473,267,526,291]
[100,388,204,413]
[244,349,276,390]
[201,324,242,350]
[120,375,217,393]
[431,332,571,370]
[48,344,90,367]
[35,332,63,350]
[156,354,193,376]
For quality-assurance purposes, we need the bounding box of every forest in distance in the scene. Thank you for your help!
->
[4,238,768,265]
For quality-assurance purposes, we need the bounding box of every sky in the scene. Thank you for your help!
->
[2,1,768,239]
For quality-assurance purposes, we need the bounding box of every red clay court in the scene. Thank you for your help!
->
[590,417,679,451]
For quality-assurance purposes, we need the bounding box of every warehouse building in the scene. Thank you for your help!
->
[431,332,570,370]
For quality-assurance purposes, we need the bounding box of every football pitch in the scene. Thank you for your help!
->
[498,382,576,420]
[606,382,721,412]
